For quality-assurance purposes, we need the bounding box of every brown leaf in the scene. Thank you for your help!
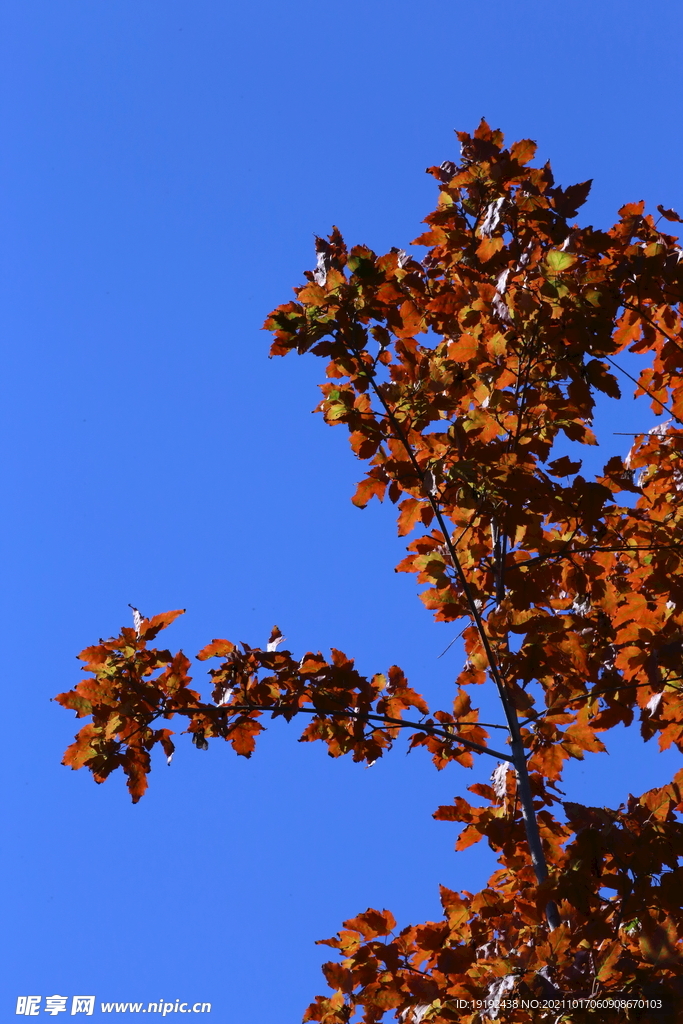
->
[343,908,396,939]
[657,204,683,223]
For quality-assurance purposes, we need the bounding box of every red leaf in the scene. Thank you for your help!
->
[584,359,621,399]
[657,204,683,223]
[553,179,592,218]
[547,455,582,477]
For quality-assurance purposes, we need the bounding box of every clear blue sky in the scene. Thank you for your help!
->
[1,2,682,1020]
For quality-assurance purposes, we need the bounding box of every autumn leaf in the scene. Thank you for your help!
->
[552,179,592,218]
[197,639,236,661]
[546,455,582,477]
[455,824,485,851]
[397,497,426,537]
[343,908,396,939]
[584,358,621,399]
[395,300,425,339]
[59,123,683,1015]
[351,475,386,508]
[544,250,577,274]
[510,138,537,166]
[447,334,478,362]
[141,608,186,641]
[475,237,504,263]
[227,717,264,757]
[657,204,683,223]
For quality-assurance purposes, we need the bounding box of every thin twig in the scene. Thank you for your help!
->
[604,355,683,426]
[521,677,683,725]
[507,541,683,572]
[437,627,467,658]
[169,700,515,762]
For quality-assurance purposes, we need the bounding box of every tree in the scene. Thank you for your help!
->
[56,121,683,1022]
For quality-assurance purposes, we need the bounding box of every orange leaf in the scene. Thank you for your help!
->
[54,692,93,718]
[343,908,396,939]
[62,724,99,770]
[476,237,504,262]
[613,312,642,349]
[352,476,386,508]
[510,138,537,166]
[122,747,150,803]
[394,300,425,339]
[562,709,607,755]
[141,609,185,641]
[227,718,264,757]
[397,497,425,537]
[455,824,485,851]
[297,282,328,305]
[528,743,568,781]
[197,639,236,661]
[595,940,622,982]
[448,334,478,362]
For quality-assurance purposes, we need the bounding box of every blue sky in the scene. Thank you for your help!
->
[1,2,682,1020]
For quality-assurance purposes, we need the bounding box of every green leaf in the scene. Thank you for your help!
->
[545,250,577,273]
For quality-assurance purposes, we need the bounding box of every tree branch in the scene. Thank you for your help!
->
[604,355,683,426]
[507,541,683,573]
[362,360,561,929]
[167,700,516,762]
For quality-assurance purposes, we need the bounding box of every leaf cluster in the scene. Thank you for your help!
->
[57,120,683,1021]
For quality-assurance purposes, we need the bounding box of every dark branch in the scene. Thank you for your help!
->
[167,700,515,763]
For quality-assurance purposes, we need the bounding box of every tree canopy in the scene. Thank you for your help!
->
[57,121,683,1022]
